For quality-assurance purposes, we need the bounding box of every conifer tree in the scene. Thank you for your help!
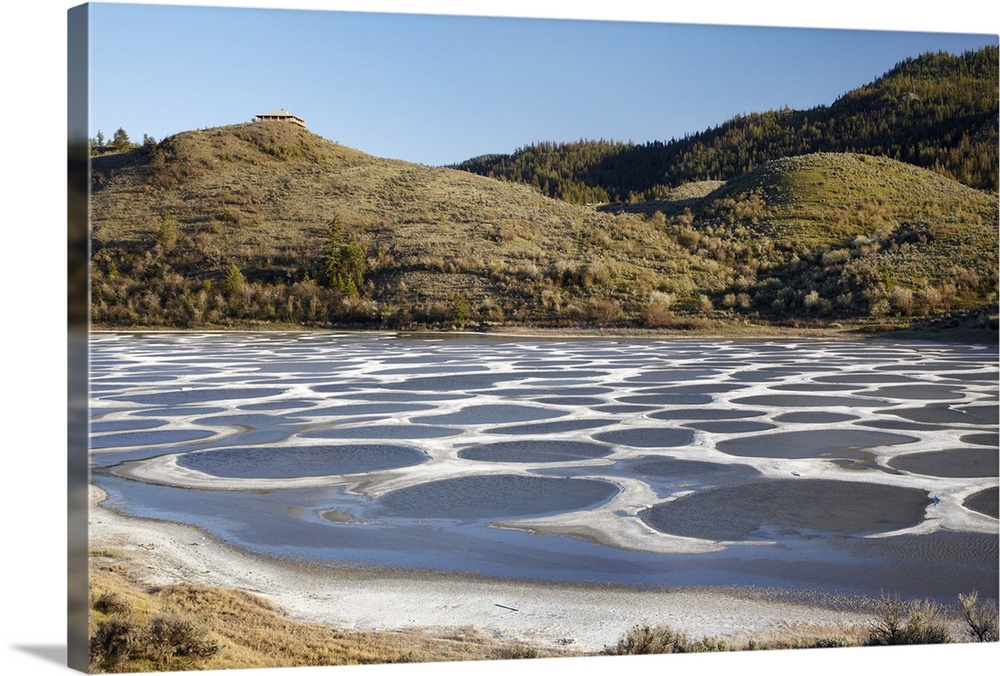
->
[111,128,133,152]
[340,239,367,293]
[224,263,245,297]
[322,215,368,295]
[154,212,177,252]
[323,215,345,288]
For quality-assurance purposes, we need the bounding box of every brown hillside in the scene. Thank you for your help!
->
[89,123,997,330]
[90,122,717,328]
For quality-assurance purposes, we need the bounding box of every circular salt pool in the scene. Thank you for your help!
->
[90,419,167,433]
[716,429,915,459]
[412,404,567,425]
[888,448,999,478]
[773,411,859,424]
[630,456,762,484]
[648,408,767,421]
[731,394,886,408]
[642,479,931,540]
[377,474,619,520]
[457,439,613,463]
[684,420,776,433]
[300,425,461,440]
[91,429,217,449]
[177,443,428,478]
[106,387,288,406]
[485,419,618,435]
[593,428,694,448]
[963,487,998,519]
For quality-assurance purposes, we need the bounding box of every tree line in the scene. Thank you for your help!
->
[89,127,156,156]
[454,47,999,203]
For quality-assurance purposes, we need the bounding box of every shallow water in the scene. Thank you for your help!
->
[89,332,999,600]
[641,478,932,539]
[177,443,429,478]
[716,429,916,459]
[457,439,613,463]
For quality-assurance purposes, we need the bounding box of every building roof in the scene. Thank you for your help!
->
[255,109,306,127]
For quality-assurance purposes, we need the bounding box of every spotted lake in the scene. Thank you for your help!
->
[89,332,999,600]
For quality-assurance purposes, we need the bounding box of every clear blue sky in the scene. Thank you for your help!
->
[85,1,997,166]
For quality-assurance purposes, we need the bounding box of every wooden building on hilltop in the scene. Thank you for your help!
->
[254,109,306,128]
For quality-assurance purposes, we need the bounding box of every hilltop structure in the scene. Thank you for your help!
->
[254,109,306,128]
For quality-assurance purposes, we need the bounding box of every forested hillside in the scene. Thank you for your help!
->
[454,47,999,203]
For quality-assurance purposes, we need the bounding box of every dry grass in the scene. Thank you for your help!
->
[88,548,996,672]
[90,125,997,331]
[88,550,569,672]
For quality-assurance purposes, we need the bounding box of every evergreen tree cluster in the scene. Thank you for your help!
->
[89,127,153,156]
[454,47,999,202]
[323,215,368,296]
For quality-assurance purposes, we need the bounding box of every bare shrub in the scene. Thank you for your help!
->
[869,298,892,318]
[866,595,951,646]
[798,635,859,649]
[584,298,622,326]
[579,261,610,289]
[144,612,220,664]
[89,611,219,672]
[821,248,851,266]
[490,644,539,660]
[643,301,675,328]
[648,290,674,307]
[915,286,944,314]
[90,615,144,671]
[803,289,821,309]
[92,592,129,616]
[958,591,999,642]
[675,226,701,249]
[513,261,541,281]
[889,287,915,315]
[422,301,455,324]
[604,624,728,655]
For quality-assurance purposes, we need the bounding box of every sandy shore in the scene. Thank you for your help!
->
[88,485,881,654]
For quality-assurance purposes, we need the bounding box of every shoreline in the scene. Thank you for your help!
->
[87,318,1000,345]
[88,485,882,654]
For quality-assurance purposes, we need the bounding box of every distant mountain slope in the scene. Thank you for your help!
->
[90,123,996,331]
[454,47,999,203]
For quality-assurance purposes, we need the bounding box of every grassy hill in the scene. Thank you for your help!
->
[90,122,997,333]
[604,152,997,322]
[91,122,721,329]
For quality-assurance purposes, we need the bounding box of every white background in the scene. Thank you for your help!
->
[2,1,998,675]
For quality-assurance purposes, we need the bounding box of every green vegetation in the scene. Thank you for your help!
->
[606,152,998,323]
[89,127,147,156]
[89,47,998,335]
[456,48,998,201]
[323,215,368,295]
